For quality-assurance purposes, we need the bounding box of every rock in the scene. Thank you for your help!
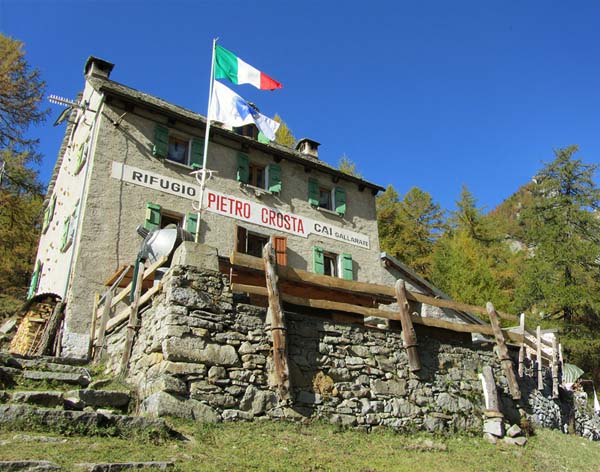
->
[23,371,90,387]
[11,391,64,408]
[189,400,221,423]
[330,414,357,427]
[483,418,504,437]
[506,423,523,438]
[0,460,61,471]
[143,375,187,397]
[483,432,498,444]
[74,461,174,471]
[423,415,445,433]
[166,286,215,311]
[208,366,227,382]
[221,409,253,421]
[371,379,407,397]
[163,339,238,366]
[436,393,459,413]
[140,392,191,418]
[239,385,277,415]
[503,436,528,446]
[160,361,207,376]
[64,390,131,409]
[0,318,17,334]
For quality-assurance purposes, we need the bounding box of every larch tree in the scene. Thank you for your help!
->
[338,154,362,178]
[0,34,48,318]
[273,114,296,148]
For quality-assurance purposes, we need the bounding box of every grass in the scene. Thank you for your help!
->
[1,420,600,471]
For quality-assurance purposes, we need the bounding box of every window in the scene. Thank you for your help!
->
[152,124,203,168]
[144,202,198,239]
[313,246,353,280]
[235,226,287,264]
[60,214,75,252]
[27,261,42,299]
[236,152,282,194]
[42,194,57,234]
[308,178,347,216]
[74,139,89,175]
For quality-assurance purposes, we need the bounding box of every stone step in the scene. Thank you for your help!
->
[10,391,64,408]
[0,460,61,471]
[5,389,132,412]
[22,370,91,388]
[0,404,177,438]
[74,462,175,471]
[64,389,131,410]
[0,352,88,368]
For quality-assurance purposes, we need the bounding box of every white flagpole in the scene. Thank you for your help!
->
[194,38,218,243]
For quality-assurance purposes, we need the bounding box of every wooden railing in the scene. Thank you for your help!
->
[89,256,167,371]
[229,248,563,400]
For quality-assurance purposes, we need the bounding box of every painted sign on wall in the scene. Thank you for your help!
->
[111,162,370,248]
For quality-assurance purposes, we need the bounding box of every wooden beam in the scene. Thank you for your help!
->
[110,256,168,309]
[480,365,501,413]
[94,289,113,362]
[263,240,291,402]
[552,336,559,399]
[88,293,100,361]
[518,313,525,378]
[537,325,543,391]
[34,301,64,357]
[395,281,421,372]
[120,259,145,375]
[105,283,162,334]
[230,251,518,322]
[487,302,521,400]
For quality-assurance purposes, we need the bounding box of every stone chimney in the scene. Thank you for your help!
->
[296,138,320,159]
[84,56,114,79]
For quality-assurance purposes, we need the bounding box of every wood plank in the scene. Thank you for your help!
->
[395,280,421,372]
[481,365,501,413]
[487,302,521,400]
[537,326,543,390]
[518,313,525,378]
[230,251,517,322]
[94,289,113,362]
[263,241,291,402]
[110,256,168,309]
[120,259,145,375]
[88,292,100,360]
[105,283,163,333]
[552,336,559,399]
[103,265,132,287]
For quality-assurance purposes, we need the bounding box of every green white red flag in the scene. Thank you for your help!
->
[215,44,282,91]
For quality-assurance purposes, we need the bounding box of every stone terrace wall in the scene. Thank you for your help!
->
[103,264,578,434]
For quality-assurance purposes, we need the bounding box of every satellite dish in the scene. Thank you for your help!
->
[137,224,194,264]
[53,107,72,127]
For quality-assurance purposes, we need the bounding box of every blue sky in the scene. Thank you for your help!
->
[2,0,600,213]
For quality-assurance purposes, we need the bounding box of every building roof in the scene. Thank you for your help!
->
[380,252,487,326]
[87,75,385,193]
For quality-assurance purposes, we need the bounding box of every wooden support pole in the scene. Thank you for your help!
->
[263,240,291,402]
[552,336,560,399]
[34,301,65,356]
[94,289,113,362]
[486,302,521,400]
[394,280,421,372]
[480,365,501,413]
[88,292,100,360]
[537,325,543,391]
[120,259,145,376]
[518,313,525,378]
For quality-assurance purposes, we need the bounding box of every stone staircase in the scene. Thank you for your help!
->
[0,351,179,471]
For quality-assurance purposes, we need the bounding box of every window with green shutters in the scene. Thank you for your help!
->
[237,153,250,183]
[341,253,353,280]
[267,163,281,194]
[186,212,198,238]
[153,124,169,158]
[27,261,42,299]
[190,138,204,169]
[42,194,57,234]
[335,187,346,216]
[313,246,325,275]
[74,140,88,175]
[144,203,161,231]
[60,215,73,252]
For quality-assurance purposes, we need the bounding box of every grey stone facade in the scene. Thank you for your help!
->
[101,264,598,438]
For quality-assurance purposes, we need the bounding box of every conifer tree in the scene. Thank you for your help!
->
[273,114,296,148]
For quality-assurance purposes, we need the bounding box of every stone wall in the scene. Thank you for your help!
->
[103,264,597,437]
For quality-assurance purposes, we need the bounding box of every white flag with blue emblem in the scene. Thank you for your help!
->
[209,81,280,141]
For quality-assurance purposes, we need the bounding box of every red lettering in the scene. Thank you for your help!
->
[243,203,250,219]
[269,210,276,226]
[208,192,216,208]
[297,218,305,235]
[284,214,291,230]
[218,196,226,212]
[276,213,283,227]
[261,208,269,224]
[234,200,243,217]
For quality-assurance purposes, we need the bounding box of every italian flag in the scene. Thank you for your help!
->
[215,44,282,91]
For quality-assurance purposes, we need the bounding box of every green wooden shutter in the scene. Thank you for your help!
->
[27,261,42,299]
[313,246,324,275]
[74,140,89,175]
[257,131,270,144]
[308,178,319,206]
[335,187,347,216]
[42,194,57,234]
[152,124,169,158]
[186,212,198,238]
[341,253,353,280]
[191,138,204,169]
[237,153,249,183]
[267,163,282,194]
[60,216,72,252]
[144,203,161,231]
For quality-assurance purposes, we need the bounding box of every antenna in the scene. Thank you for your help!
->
[48,94,79,108]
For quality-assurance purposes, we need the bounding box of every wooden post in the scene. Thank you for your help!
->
[88,292,100,360]
[394,280,421,372]
[486,302,521,400]
[518,313,525,378]
[480,365,501,413]
[34,301,65,356]
[94,289,113,362]
[552,336,560,399]
[120,259,145,376]
[537,325,543,391]
[263,240,291,402]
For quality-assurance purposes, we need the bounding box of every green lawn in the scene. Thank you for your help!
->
[1,420,599,471]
